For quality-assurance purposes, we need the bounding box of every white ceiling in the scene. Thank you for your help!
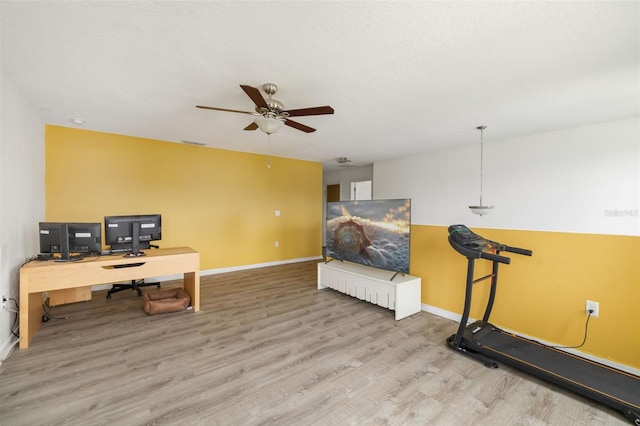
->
[1,1,638,170]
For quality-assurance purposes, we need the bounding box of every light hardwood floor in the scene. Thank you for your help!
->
[0,260,629,425]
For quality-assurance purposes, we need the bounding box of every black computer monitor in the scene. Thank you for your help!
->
[104,214,162,257]
[39,222,102,261]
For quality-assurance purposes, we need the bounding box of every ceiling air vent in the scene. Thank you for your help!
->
[182,139,207,146]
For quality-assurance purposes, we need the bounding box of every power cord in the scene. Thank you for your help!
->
[42,298,69,322]
[22,255,38,266]
[551,309,593,349]
[0,335,21,365]
[7,298,20,338]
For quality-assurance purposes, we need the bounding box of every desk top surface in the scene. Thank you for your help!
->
[21,246,199,270]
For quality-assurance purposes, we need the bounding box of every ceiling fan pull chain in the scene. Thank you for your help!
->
[267,133,272,169]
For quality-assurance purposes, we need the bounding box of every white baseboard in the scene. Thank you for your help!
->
[199,256,324,277]
[90,256,324,291]
[421,303,640,377]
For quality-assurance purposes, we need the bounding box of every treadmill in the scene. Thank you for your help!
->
[446,224,640,424]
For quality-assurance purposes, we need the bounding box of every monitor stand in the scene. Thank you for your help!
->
[123,251,146,258]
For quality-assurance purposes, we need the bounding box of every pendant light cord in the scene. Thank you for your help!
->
[478,125,486,206]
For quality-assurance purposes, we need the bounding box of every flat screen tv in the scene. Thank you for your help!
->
[39,222,102,261]
[326,199,411,275]
[104,214,162,257]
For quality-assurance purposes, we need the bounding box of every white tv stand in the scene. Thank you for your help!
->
[317,260,421,320]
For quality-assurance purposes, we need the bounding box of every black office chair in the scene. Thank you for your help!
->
[106,278,160,299]
[106,244,161,299]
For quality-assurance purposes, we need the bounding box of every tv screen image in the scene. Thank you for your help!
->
[326,199,411,274]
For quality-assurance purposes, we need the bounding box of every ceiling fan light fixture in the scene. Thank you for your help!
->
[254,116,285,135]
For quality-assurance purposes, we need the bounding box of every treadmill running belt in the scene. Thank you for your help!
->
[475,328,640,412]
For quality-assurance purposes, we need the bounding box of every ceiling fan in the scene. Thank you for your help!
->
[196,83,334,134]
[336,157,353,167]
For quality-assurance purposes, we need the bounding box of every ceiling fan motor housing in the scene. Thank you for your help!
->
[256,83,285,115]
[257,99,285,115]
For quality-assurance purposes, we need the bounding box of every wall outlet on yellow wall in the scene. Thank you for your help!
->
[586,300,599,317]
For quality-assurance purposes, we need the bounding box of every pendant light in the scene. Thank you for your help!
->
[469,125,494,216]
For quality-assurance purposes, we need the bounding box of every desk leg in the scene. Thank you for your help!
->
[183,271,200,312]
[19,291,43,349]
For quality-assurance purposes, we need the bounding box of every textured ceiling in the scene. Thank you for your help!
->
[1,1,638,170]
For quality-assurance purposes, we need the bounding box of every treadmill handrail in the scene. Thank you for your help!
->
[504,245,533,256]
[479,251,511,264]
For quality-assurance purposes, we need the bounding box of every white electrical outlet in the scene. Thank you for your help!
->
[1,296,7,310]
[275,241,279,248]
[586,300,599,317]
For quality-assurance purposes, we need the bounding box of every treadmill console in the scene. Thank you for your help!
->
[448,224,498,250]
[448,224,532,263]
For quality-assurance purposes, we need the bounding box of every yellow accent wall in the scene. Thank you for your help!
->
[45,125,638,369]
[410,224,640,368]
[45,125,322,269]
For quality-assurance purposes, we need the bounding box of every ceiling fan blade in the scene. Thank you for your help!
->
[240,85,269,109]
[196,105,253,115]
[286,106,334,117]
[285,119,316,133]
[244,122,258,131]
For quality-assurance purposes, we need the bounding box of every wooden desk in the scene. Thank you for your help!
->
[19,247,200,349]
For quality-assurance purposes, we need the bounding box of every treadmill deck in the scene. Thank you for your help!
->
[463,321,640,418]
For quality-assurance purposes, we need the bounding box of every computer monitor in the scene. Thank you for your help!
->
[104,214,162,257]
[39,222,102,261]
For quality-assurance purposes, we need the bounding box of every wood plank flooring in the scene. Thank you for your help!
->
[0,261,629,425]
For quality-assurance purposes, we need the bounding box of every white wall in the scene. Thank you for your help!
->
[322,164,373,246]
[323,164,373,201]
[374,117,640,236]
[0,68,45,361]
